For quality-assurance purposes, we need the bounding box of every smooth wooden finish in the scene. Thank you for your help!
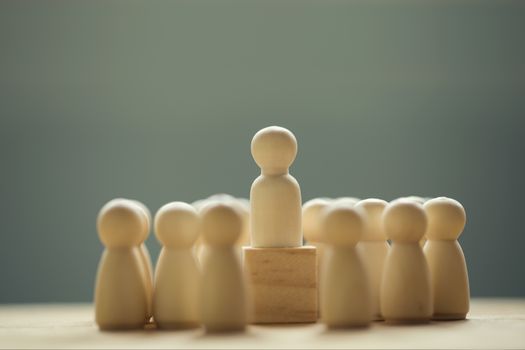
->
[131,199,154,321]
[153,202,200,329]
[303,198,331,244]
[246,126,318,324]
[243,246,317,323]
[250,126,302,248]
[200,203,247,332]
[94,199,148,330]
[194,194,251,247]
[139,244,153,317]
[302,198,331,279]
[380,199,432,323]
[401,196,429,247]
[424,197,470,320]
[320,205,371,328]
[1,300,524,349]
[355,198,389,321]
[332,197,360,206]
[192,194,250,263]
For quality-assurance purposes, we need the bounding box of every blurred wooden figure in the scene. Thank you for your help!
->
[380,199,432,323]
[303,198,331,267]
[200,202,247,332]
[424,197,469,320]
[94,199,148,330]
[320,204,372,328]
[355,198,389,321]
[129,199,154,322]
[303,198,331,318]
[192,194,250,263]
[153,202,200,329]
[333,197,360,206]
[401,196,428,247]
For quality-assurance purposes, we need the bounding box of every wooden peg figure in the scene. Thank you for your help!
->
[94,199,148,330]
[192,194,249,262]
[235,197,251,247]
[380,199,432,323]
[402,196,429,247]
[129,199,154,321]
[320,204,372,328]
[206,194,251,247]
[153,202,200,329]
[200,202,247,332]
[250,126,302,247]
[303,198,331,245]
[424,197,469,320]
[245,126,317,324]
[303,198,331,270]
[355,198,389,321]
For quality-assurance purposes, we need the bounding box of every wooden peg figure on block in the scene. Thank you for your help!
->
[244,126,318,324]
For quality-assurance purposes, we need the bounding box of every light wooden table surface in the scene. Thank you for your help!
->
[1,299,524,349]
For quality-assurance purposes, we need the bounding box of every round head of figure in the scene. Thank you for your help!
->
[382,199,427,243]
[424,197,466,240]
[332,197,360,207]
[321,204,364,247]
[208,193,236,202]
[251,126,297,175]
[97,199,145,248]
[154,202,199,249]
[129,199,151,243]
[194,193,236,214]
[302,198,331,243]
[355,198,388,241]
[201,202,243,247]
[401,196,427,205]
[191,198,205,211]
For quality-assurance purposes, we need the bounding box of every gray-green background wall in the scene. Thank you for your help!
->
[1,0,524,302]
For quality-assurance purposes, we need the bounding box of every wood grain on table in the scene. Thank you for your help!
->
[1,299,524,349]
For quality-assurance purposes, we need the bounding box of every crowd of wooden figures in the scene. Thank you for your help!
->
[94,126,469,331]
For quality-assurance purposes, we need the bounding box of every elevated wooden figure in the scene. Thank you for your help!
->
[244,126,318,324]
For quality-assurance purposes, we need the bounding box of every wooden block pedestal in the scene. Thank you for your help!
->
[243,246,318,324]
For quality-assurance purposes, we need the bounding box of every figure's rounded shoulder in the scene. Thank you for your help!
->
[251,174,300,193]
